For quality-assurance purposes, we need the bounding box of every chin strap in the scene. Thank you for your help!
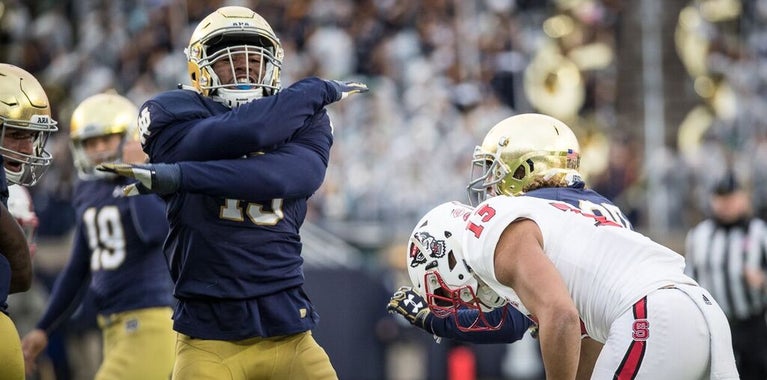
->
[177,83,200,92]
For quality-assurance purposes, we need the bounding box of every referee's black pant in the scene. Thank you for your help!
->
[730,312,767,380]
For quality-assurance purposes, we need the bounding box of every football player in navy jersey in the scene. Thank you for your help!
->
[387,113,632,379]
[96,5,367,380]
[20,93,175,379]
[0,63,58,380]
[0,186,29,380]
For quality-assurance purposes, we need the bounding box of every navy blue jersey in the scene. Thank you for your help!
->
[1,155,10,312]
[436,184,632,344]
[140,77,338,340]
[36,178,172,333]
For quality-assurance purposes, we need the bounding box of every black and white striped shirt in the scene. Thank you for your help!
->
[685,218,767,321]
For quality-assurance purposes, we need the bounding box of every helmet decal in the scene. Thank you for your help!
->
[409,231,448,269]
[408,240,427,268]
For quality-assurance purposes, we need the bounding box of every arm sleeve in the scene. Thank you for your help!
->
[146,77,339,163]
[35,226,91,334]
[129,194,169,245]
[425,305,534,344]
[176,112,332,200]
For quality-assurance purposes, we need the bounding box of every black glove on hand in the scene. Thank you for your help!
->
[387,286,432,331]
[96,163,181,196]
[327,80,369,102]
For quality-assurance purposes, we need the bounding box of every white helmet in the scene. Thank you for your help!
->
[407,201,507,331]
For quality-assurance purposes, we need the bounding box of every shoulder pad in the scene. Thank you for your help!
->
[138,90,223,146]
[146,89,218,119]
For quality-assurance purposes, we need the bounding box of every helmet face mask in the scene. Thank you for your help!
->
[468,150,503,205]
[407,201,507,332]
[468,113,581,205]
[69,93,139,180]
[422,270,508,332]
[186,6,284,108]
[0,64,58,186]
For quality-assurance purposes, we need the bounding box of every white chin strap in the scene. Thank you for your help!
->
[213,88,264,108]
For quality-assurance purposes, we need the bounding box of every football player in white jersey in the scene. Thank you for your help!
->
[388,113,630,377]
[408,199,739,379]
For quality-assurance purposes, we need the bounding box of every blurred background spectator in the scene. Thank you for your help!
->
[3,0,767,379]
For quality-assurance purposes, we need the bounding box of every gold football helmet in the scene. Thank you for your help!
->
[0,63,58,186]
[185,6,284,108]
[467,113,581,205]
[69,93,139,179]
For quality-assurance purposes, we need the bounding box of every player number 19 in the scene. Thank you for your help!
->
[83,206,126,271]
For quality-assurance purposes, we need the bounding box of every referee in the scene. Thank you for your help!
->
[685,171,767,380]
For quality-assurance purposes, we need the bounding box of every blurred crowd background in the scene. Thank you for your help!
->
[3,0,767,379]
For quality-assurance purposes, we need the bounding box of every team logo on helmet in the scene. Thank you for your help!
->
[409,231,447,268]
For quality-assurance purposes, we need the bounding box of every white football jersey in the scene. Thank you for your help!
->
[462,195,697,343]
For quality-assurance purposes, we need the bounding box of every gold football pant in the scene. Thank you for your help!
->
[172,330,338,380]
[0,312,23,380]
[96,306,175,380]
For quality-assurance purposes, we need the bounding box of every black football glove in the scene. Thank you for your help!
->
[96,163,181,196]
[327,80,369,102]
[387,286,433,330]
